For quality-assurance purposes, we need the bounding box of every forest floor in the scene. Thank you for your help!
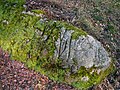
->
[0,0,120,90]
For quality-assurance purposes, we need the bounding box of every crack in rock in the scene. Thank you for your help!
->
[54,28,111,73]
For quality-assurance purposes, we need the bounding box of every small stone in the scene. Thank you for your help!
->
[14,79,17,82]
[81,76,89,82]
[90,69,95,74]
[23,5,27,8]
[97,69,101,74]
[2,20,9,24]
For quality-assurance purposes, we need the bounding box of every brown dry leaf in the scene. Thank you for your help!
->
[35,83,45,90]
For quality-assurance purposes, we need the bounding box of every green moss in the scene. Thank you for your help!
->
[44,65,102,89]
[31,9,45,14]
[47,68,65,82]
[26,60,37,69]
[0,0,40,62]
[0,1,114,89]
[57,21,87,39]
[93,15,103,21]
[70,62,115,89]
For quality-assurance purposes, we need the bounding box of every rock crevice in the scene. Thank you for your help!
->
[54,28,111,72]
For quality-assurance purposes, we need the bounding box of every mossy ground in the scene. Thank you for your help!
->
[0,0,114,89]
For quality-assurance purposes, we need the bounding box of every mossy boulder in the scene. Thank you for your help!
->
[0,0,113,89]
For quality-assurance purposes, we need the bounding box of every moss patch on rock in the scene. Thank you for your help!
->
[31,9,45,14]
[0,0,114,89]
[59,22,87,39]
[70,62,115,89]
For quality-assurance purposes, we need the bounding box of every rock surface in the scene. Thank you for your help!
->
[54,28,111,72]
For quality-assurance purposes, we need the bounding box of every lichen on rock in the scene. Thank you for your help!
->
[54,28,111,73]
[0,0,113,89]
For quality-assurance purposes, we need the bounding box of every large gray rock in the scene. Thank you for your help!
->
[54,27,111,73]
